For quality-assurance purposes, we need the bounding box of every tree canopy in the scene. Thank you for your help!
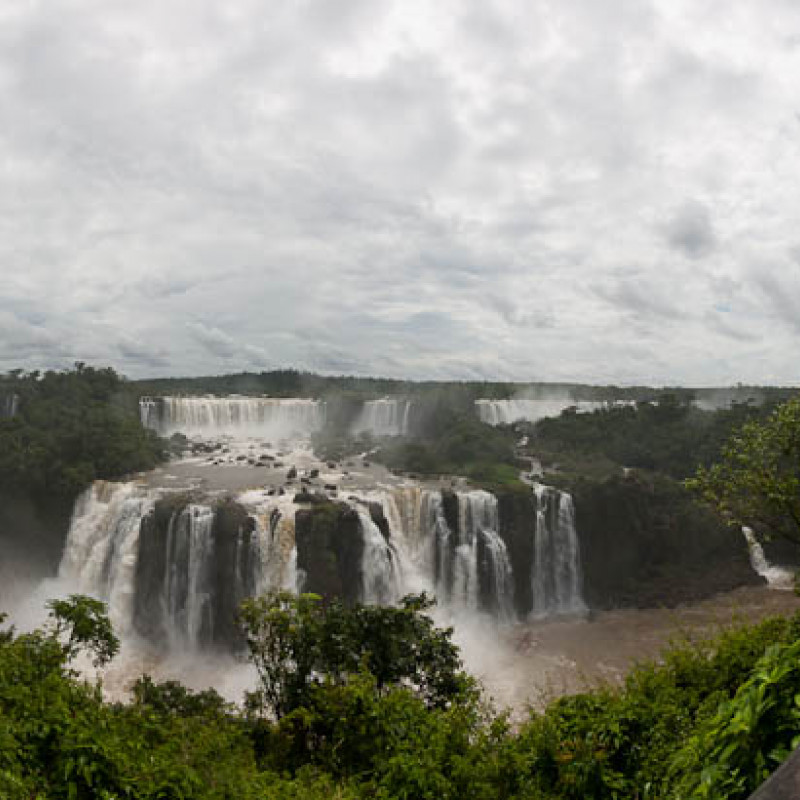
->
[686,396,800,544]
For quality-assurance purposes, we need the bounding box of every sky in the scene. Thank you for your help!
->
[2,0,800,386]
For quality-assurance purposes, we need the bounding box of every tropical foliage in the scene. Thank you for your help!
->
[0,364,165,502]
[687,395,800,544]
[4,593,800,799]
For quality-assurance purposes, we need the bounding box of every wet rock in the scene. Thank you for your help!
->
[293,489,329,505]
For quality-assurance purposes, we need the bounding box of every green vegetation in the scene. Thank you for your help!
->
[687,395,800,545]
[371,413,525,488]
[529,395,777,482]
[0,364,165,502]
[4,592,800,798]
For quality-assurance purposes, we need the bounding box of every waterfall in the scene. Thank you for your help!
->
[357,508,402,605]
[475,398,604,425]
[350,488,516,620]
[742,526,795,589]
[161,504,216,648]
[460,491,515,622]
[139,395,326,438]
[1,393,19,418]
[58,481,157,635]
[58,480,299,650]
[352,397,412,437]
[530,484,585,617]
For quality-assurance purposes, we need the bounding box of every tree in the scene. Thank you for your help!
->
[238,591,468,721]
[686,396,800,544]
[46,594,120,667]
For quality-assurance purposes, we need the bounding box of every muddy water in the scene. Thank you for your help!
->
[470,585,800,717]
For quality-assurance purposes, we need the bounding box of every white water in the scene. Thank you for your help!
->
[742,526,795,590]
[357,508,402,605]
[139,395,326,438]
[350,488,517,621]
[58,481,157,635]
[162,503,216,648]
[352,396,412,437]
[531,484,586,617]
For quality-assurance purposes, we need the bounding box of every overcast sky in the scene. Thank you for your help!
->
[2,0,800,385]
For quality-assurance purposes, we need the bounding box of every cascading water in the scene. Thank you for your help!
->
[58,481,158,634]
[742,526,795,589]
[475,398,603,425]
[530,484,585,617]
[352,397,412,437]
[161,504,216,648]
[139,395,326,437]
[357,508,402,605]
[350,488,516,620]
[59,480,298,650]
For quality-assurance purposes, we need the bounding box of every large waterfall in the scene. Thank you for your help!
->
[530,484,585,616]
[55,475,585,653]
[139,396,326,438]
[58,482,296,648]
[351,488,516,621]
[352,397,412,437]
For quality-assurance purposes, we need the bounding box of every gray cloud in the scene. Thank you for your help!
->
[662,201,717,259]
[1,0,800,385]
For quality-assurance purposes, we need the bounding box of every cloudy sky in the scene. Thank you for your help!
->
[2,0,800,385]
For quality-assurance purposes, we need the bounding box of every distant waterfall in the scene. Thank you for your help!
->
[476,398,603,425]
[352,397,412,437]
[139,395,326,438]
[742,526,795,589]
[1,393,19,418]
[530,485,585,616]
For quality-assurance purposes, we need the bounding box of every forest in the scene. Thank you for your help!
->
[3,590,800,799]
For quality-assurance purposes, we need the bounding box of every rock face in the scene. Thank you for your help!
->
[570,473,761,608]
[295,501,364,604]
[492,473,762,614]
[495,486,537,617]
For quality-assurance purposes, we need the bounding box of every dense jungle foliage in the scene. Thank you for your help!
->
[0,364,165,503]
[528,394,781,482]
[4,593,800,799]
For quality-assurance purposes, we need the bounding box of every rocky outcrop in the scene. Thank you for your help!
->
[571,472,761,608]
[495,486,537,617]
[295,501,364,604]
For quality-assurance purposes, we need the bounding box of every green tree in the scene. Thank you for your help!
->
[239,591,468,721]
[686,396,800,544]
[46,594,120,667]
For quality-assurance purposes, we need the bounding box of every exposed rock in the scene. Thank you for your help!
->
[294,489,329,505]
[286,466,297,480]
[295,501,363,604]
